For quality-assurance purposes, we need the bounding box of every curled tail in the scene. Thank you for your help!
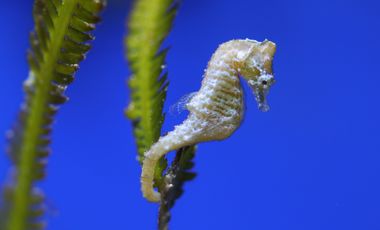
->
[141,118,198,202]
[141,151,163,202]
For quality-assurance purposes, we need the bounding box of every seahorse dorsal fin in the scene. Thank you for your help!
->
[169,92,197,116]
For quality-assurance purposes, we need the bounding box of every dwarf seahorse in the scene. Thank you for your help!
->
[141,39,277,202]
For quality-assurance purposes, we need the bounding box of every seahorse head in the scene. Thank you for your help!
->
[239,40,276,112]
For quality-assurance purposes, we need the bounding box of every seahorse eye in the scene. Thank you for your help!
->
[262,80,268,85]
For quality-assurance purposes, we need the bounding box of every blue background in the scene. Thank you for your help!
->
[1,0,380,229]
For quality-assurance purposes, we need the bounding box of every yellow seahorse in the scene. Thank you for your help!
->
[142,39,277,202]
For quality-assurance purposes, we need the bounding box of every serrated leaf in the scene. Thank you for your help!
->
[0,1,104,230]
[125,0,178,184]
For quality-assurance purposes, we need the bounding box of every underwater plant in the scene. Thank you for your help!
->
[0,0,105,229]
[125,0,197,228]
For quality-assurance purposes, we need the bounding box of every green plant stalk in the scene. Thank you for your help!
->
[126,0,176,184]
[7,1,79,229]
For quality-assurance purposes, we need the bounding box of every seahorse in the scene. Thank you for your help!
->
[141,39,277,202]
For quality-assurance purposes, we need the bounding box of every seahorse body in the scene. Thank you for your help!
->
[141,39,277,202]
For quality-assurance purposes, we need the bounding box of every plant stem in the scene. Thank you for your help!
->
[158,146,196,230]
[7,1,79,229]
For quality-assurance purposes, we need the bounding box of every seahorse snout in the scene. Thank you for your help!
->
[248,73,274,112]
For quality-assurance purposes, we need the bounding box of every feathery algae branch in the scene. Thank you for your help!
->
[1,1,105,229]
[125,0,178,189]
